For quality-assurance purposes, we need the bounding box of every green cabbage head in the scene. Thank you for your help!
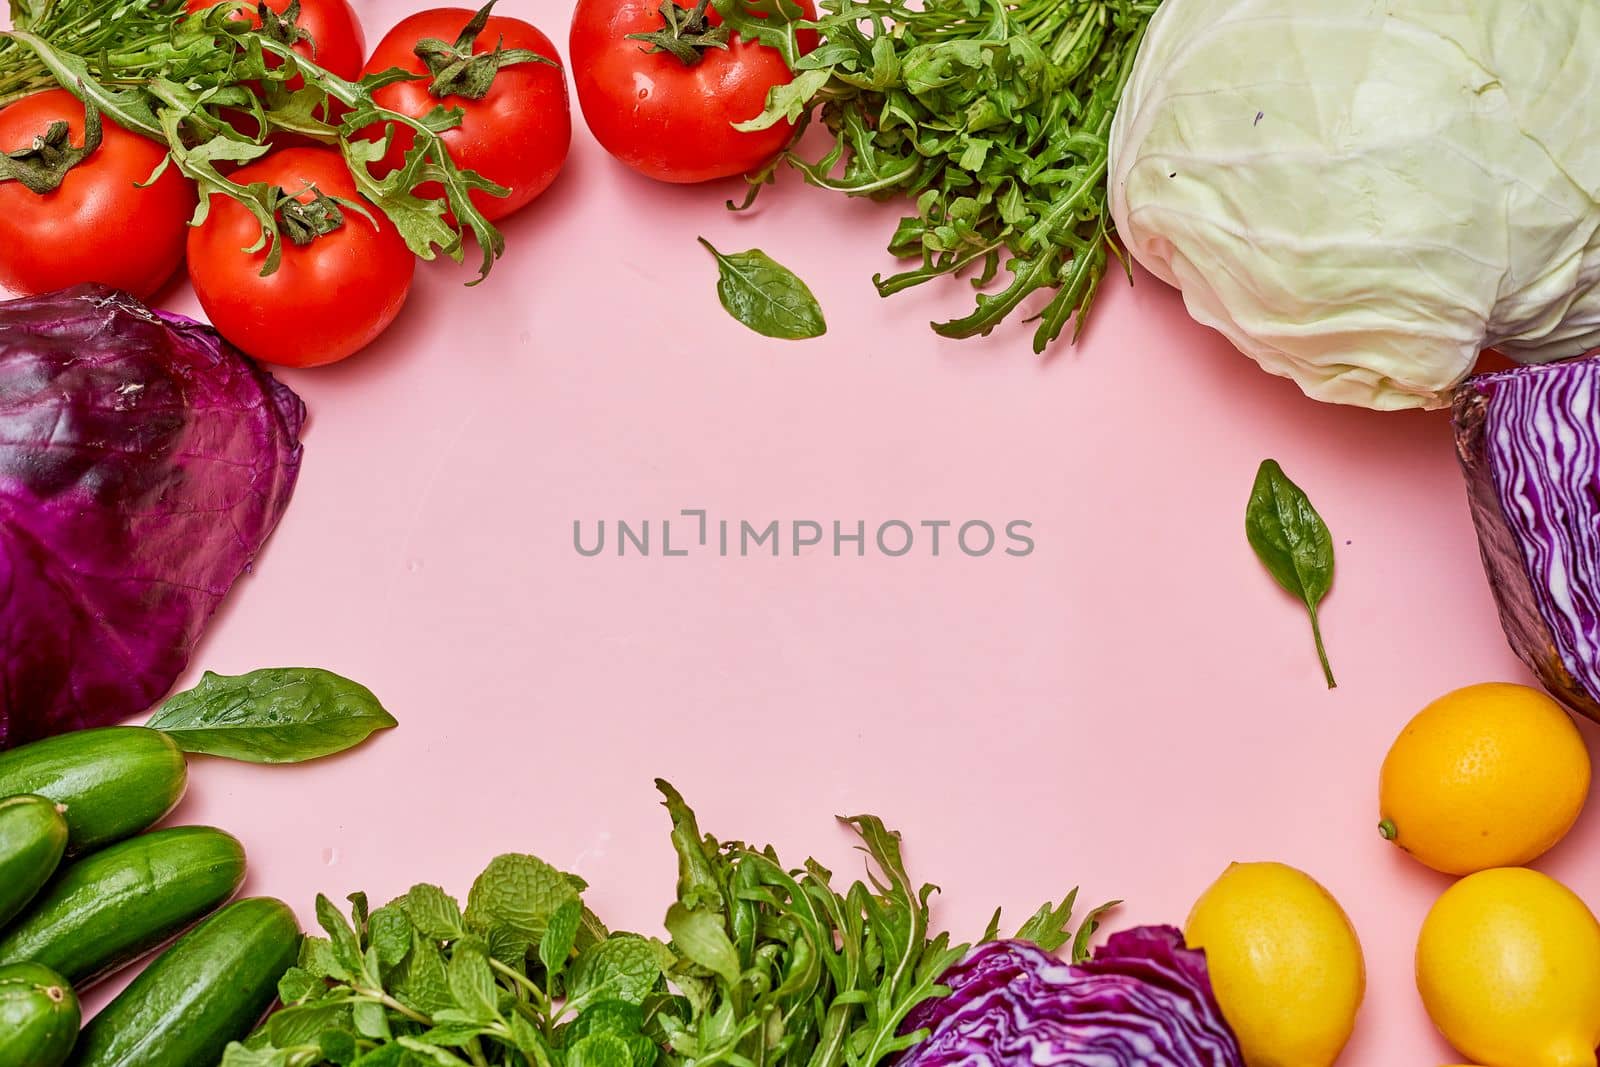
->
[1108,0,1600,410]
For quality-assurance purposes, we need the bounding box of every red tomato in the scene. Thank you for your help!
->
[569,0,816,183]
[362,8,571,222]
[185,0,367,81]
[187,148,414,367]
[0,90,195,299]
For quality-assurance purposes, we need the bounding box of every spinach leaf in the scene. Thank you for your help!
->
[699,237,826,340]
[147,667,397,763]
[1246,459,1337,688]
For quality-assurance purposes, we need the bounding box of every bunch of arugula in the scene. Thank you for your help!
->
[0,0,523,279]
[228,781,1111,1067]
[718,0,1159,351]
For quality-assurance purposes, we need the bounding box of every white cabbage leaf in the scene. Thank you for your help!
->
[1108,0,1600,410]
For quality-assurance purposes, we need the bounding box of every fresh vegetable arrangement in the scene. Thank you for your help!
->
[0,666,391,1067]
[7,0,1600,1062]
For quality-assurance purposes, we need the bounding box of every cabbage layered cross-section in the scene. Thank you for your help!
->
[1456,356,1600,721]
[898,929,1243,1067]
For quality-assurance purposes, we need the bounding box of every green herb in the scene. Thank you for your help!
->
[0,0,516,279]
[146,667,397,763]
[1246,459,1337,688]
[699,237,827,340]
[721,0,1157,351]
[230,783,1107,1067]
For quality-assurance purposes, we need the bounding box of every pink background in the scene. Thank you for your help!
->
[5,0,1594,1061]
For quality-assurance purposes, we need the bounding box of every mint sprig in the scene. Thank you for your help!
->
[229,785,1109,1067]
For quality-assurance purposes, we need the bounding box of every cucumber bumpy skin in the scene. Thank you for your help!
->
[70,897,301,1067]
[0,826,245,988]
[0,961,79,1067]
[0,728,187,853]
[0,795,68,928]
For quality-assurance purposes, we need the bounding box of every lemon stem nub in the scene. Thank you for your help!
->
[1378,819,1397,841]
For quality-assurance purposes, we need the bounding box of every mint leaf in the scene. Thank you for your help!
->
[664,904,740,986]
[569,1033,635,1067]
[483,922,532,969]
[540,899,582,977]
[221,1045,293,1067]
[568,935,664,1007]
[266,1001,351,1047]
[369,906,415,970]
[320,1031,358,1066]
[352,1000,392,1040]
[395,1037,475,1066]
[298,936,347,982]
[316,895,363,975]
[446,940,501,1024]
[276,966,321,1005]
[389,931,456,1017]
[399,884,465,942]
[147,668,397,763]
[465,854,578,941]
[565,1001,656,1067]
[403,883,467,940]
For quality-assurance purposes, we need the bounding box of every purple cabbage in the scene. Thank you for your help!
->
[1455,356,1600,721]
[0,285,304,748]
[900,928,1243,1067]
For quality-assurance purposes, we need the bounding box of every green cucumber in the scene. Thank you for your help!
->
[0,795,68,928]
[0,962,79,1067]
[0,728,187,853]
[0,826,245,988]
[70,898,300,1067]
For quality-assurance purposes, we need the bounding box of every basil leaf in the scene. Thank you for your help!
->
[147,667,397,763]
[699,237,826,340]
[1245,459,1337,688]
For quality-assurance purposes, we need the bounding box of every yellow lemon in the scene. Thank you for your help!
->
[1379,682,1590,875]
[1417,868,1600,1067]
[1185,862,1364,1067]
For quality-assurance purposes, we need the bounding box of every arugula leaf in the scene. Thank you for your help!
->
[699,238,827,340]
[723,0,1157,351]
[147,667,397,764]
[1246,459,1338,688]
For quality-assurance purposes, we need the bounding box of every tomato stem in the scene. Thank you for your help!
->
[274,184,348,246]
[254,0,312,50]
[413,0,557,101]
[625,0,731,67]
[0,100,103,194]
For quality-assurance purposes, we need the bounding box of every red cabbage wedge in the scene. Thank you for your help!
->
[1455,355,1600,721]
[898,928,1243,1067]
[0,286,304,748]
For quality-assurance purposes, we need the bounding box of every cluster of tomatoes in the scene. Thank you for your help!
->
[0,0,816,367]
